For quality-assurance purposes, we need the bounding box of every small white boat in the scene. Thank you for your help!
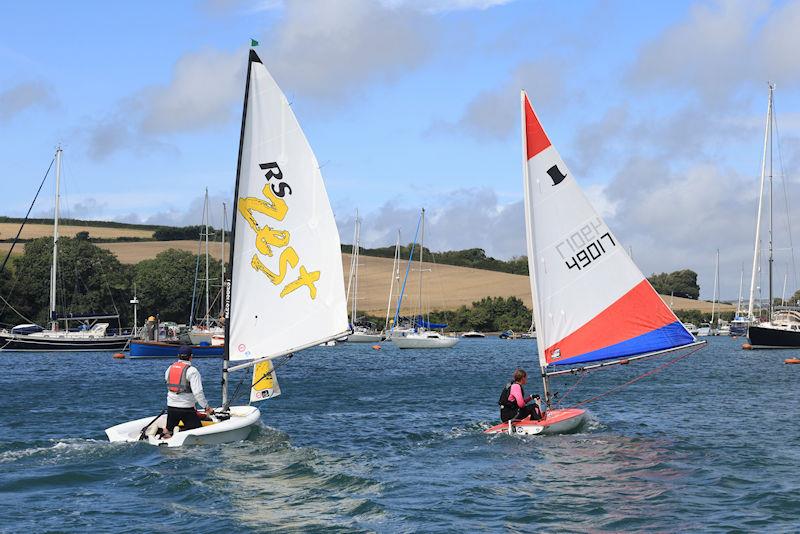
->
[461,331,486,338]
[105,49,350,448]
[106,406,260,447]
[392,330,459,349]
[347,330,383,343]
[682,322,700,335]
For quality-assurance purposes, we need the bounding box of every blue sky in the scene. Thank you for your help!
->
[2,0,800,301]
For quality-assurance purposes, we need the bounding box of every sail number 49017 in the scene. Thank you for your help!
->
[565,232,616,271]
[237,161,320,299]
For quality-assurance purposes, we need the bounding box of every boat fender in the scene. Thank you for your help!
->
[742,343,753,350]
[113,353,125,359]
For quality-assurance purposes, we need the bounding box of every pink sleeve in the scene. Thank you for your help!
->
[509,384,526,408]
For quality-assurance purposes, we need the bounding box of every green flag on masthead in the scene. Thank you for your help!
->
[250,39,259,47]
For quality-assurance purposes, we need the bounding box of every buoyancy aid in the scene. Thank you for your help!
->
[499,382,524,422]
[166,361,192,394]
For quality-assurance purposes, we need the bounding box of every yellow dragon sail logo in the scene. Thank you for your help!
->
[238,162,320,299]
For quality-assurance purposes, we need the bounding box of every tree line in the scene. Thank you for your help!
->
[0,234,712,332]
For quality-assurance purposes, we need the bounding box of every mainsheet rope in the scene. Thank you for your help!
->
[568,344,705,409]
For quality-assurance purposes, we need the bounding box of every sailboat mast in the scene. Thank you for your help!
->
[220,202,226,319]
[49,147,62,331]
[768,85,775,321]
[748,84,774,319]
[711,249,719,329]
[203,189,210,328]
[736,264,744,316]
[353,213,360,324]
[223,49,258,408]
[384,230,400,332]
[417,208,425,326]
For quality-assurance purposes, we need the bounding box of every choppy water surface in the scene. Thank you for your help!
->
[1,337,799,532]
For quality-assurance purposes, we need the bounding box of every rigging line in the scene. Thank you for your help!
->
[771,102,798,293]
[0,293,36,325]
[553,371,587,408]
[569,344,705,409]
[0,158,55,276]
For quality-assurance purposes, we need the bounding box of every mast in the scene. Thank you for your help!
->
[223,49,259,408]
[748,84,774,319]
[204,188,210,328]
[353,212,360,325]
[736,264,744,316]
[417,208,426,328]
[220,202,226,319]
[384,230,400,332]
[519,93,550,405]
[768,85,775,321]
[49,147,62,331]
[710,249,718,331]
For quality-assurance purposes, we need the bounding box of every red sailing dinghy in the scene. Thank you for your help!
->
[485,92,703,436]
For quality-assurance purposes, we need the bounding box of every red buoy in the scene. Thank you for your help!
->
[742,343,753,350]
[113,353,125,359]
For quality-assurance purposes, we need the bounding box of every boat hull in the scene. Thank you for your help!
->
[105,405,260,447]
[747,325,800,349]
[347,332,383,343]
[0,332,130,352]
[392,336,459,349]
[129,340,224,359]
[484,408,587,436]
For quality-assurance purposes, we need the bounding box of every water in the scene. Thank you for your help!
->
[1,336,799,532]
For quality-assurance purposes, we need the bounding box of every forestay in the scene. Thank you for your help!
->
[228,51,349,364]
[521,91,694,370]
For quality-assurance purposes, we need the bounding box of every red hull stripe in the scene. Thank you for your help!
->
[545,280,679,364]
[524,95,551,160]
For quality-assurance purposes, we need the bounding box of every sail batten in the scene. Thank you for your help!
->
[521,90,694,369]
[227,51,349,365]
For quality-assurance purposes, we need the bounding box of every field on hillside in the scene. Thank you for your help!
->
[0,239,733,314]
[0,223,153,240]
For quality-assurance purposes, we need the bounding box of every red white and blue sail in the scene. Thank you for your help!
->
[521,91,695,369]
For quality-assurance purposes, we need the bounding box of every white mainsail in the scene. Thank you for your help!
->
[227,51,349,364]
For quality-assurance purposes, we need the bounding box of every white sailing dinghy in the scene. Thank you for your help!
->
[486,92,703,436]
[106,50,349,447]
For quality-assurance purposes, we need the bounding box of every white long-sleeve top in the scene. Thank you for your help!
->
[164,363,210,409]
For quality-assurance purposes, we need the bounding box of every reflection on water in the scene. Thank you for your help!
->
[212,426,385,532]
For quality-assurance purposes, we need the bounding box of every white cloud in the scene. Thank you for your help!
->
[261,0,436,104]
[139,49,244,135]
[430,59,569,140]
[0,80,57,122]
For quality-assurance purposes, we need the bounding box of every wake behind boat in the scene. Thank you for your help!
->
[106,49,350,447]
[485,91,703,436]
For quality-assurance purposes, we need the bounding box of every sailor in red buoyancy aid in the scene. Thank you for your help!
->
[163,345,214,438]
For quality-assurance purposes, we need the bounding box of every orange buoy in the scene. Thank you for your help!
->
[372,345,381,350]
[742,343,753,350]
[785,358,800,364]
[113,353,126,359]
